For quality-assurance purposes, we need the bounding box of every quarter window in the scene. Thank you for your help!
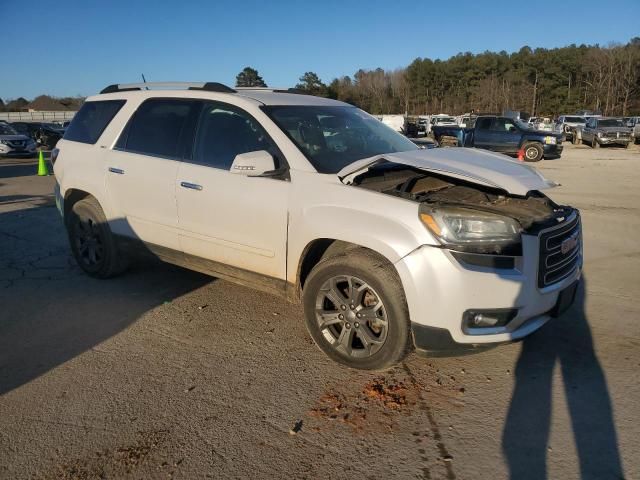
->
[64,100,125,144]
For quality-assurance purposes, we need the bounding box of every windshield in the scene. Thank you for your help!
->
[263,106,419,174]
[598,119,625,128]
[0,124,18,135]
[565,116,586,123]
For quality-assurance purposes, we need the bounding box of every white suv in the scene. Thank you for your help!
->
[53,82,582,370]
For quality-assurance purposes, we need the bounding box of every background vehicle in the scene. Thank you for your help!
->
[0,123,38,157]
[528,117,555,132]
[53,82,580,370]
[581,117,632,148]
[432,115,563,161]
[557,115,586,143]
[457,114,474,127]
[429,114,457,133]
[11,122,64,150]
[417,116,429,134]
[627,116,640,143]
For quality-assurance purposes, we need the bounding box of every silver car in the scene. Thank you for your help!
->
[0,123,38,157]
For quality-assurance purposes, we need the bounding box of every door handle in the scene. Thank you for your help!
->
[180,181,203,191]
[108,167,124,175]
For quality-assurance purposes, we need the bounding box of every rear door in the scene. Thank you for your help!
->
[105,98,199,251]
[175,101,289,280]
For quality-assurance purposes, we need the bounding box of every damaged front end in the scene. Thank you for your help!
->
[351,163,574,257]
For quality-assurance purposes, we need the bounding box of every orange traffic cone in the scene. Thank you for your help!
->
[37,150,49,176]
[517,149,525,162]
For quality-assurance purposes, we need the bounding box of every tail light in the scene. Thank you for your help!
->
[50,147,60,165]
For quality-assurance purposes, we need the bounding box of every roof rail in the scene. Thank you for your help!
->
[235,86,310,95]
[99,82,236,94]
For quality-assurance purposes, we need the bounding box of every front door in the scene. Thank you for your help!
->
[176,101,289,280]
[490,117,522,154]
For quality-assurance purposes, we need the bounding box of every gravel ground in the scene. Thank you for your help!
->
[0,143,638,479]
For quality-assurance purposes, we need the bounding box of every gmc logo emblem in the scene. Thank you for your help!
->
[561,233,579,255]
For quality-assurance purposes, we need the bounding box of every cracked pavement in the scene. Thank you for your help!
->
[0,146,639,479]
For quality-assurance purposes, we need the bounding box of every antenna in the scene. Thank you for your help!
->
[141,74,148,90]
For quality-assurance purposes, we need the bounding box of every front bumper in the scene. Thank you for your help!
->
[0,147,37,157]
[598,137,631,146]
[543,144,563,157]
[54,180,64,218]
[395,229,582,353]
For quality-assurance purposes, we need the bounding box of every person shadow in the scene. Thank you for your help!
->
[502,277,624,479]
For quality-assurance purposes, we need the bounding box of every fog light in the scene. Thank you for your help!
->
[463,309,518,332]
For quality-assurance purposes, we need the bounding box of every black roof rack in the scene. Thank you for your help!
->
[273,88,310,95]
[100,82,236,94]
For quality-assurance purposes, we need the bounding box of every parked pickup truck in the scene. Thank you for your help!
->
[581,117,633,148]
[432,115,563,162]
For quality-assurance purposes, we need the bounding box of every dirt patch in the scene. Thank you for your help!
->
[308,376,420,431]
[43,430,173,480]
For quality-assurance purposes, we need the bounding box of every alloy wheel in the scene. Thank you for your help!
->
[314,275,388,358]
[74,217,104,267]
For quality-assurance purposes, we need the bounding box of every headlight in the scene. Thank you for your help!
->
[597,132,603,138]
[419,206,522,254]
[544,136,556,145]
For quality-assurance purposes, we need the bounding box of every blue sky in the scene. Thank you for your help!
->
[2,0,639,100]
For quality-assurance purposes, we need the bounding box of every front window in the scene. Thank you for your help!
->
[597,119,625,128]
[0,124,18,135]
[263,106,418,174]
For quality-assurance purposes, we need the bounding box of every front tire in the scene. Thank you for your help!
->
[302,250,411,370]
[67,197,128,278]
[522,142,544,162]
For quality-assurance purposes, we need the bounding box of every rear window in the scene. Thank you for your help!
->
[118,99,195,159]
[64,100,125,144]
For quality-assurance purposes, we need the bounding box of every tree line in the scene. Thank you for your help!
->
[238,38,640,117]
[0,95,84,112]
[4,40,638,117]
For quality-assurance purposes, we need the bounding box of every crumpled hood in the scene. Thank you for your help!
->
[338,147,557,196]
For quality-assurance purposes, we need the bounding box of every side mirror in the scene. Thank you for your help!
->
[230,150,276,177]
[508,126,517,133]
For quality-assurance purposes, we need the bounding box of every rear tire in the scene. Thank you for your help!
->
[522,142,544,162]
[302,250,411,370]
[67,197,129,278]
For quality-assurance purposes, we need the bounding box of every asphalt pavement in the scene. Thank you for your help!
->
[0,144,638,479]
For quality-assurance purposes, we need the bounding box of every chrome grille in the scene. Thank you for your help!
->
[538,212,581,288]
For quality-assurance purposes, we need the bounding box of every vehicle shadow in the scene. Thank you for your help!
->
[0,157,43,179]
[0,203,212,396]
[502,277,623,479]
